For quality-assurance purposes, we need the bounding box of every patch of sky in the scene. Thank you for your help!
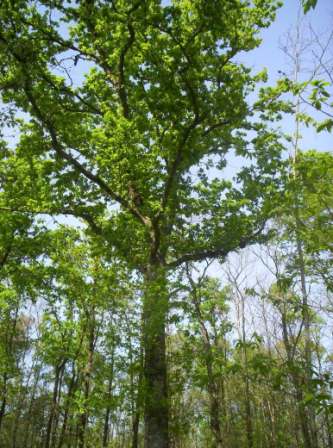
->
[238,0,333,154]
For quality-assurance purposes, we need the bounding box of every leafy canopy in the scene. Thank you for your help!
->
[0,0,285,270]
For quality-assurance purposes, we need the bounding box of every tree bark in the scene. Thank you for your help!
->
[143,262,169,448]
[0,373,7,433]
[102,366,114,448]
[78,328,94,448]
[102,402,111,448]
[132,346,143,448]
[325,407,333,448]
[198,322,223,447]
[57,364,77,448]
[45,360,66,448]
[187,269,224,448]
[51,362,66,448]
[281,311,313,448]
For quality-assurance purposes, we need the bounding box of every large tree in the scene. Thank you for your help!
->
[0,1,286,446]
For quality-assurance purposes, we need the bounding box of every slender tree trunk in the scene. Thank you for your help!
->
[0,373,7,433]
[208,382,223,448]
[57,365,77,448]
[0,307,19,435]
[290,19,318,446]
[51,362,66,448]
[239,285,253,448]
[188,276,223,448]
[102,366,114,448]
[132,411,140,448]
[78,360,93,448]
[78,313,95,448]
[295,230,319,448]
[131,315,144,448]
[243,343,253,448]
[200,337,223,448]
[25,363,42,448]
[102,403,111,448]
[244,376,253,448]
[325,407,333,448]
[11,373,30,448]
[296,389,313,448]
[281,311,312,448]
[132,356,143,448]
[45,360,66,448]
[265,398,277,448]
[143,262,169,448]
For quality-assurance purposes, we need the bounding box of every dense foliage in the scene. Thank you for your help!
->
[0,1,331,447]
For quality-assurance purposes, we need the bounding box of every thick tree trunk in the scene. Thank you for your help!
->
[143,263,169,448]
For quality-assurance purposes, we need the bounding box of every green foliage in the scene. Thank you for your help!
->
[302,0,318,13]
[0,2,331,447]
[0,0,286,273]
[289,151,333,288]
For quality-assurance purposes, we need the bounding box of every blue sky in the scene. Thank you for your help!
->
[203,0,333,317]
[245,0,333,153]
[67,0,332,156]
